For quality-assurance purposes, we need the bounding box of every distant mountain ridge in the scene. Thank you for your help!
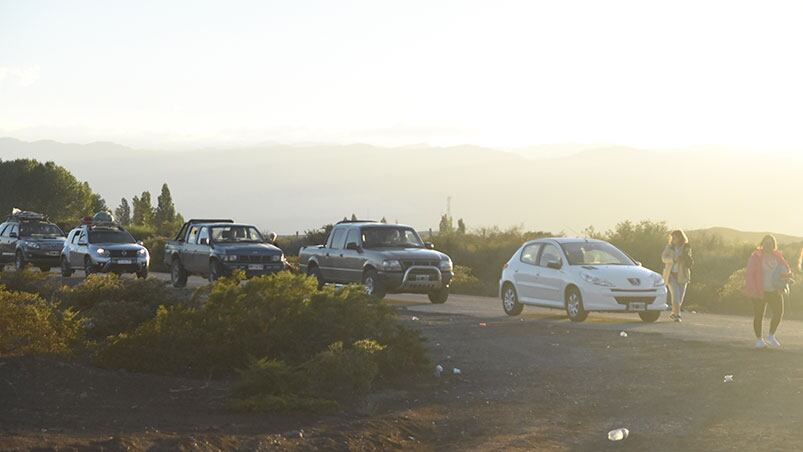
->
[689,227,803,245]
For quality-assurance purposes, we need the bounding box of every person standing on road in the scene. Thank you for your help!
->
[661,230,692,322]
[745,235,792,349]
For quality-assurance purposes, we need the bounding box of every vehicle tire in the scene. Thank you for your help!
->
[501,283,523,316]
[428,287,449,304]
[84,257,95,277]
[15,251,27,271]
[307,265,324,289]
[639,311,661,323]
[60,257,73,277]
[171,259,188,288]
[39,266,51,273]
[565,286,588,322]
[208,259,224,282]
[362,269,386,300]
[136,268,148,279]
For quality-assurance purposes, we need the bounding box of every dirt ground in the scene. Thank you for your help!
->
[3,307,803,451]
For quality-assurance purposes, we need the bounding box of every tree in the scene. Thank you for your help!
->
[457,218,466,234]
[438,214,453,235]
[0,158,104,223]
[350,213,358,221]
[131,191,153,226]
[115,198,131,226]
[380,217,387,224]
[154,183,177,236]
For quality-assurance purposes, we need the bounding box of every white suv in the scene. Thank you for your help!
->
[499,238,668,322]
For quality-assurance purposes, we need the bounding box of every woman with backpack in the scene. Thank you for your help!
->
[661,229,693,322]
[745,235,792,349]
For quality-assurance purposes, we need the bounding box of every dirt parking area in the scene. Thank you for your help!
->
[3,306,803,451]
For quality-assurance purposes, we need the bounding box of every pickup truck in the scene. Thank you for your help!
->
[298,220,453,303]
[164,219,286,287]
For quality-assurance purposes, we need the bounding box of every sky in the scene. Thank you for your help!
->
[1,0,802,151]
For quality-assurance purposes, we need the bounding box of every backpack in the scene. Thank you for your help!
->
[679,246,694,269]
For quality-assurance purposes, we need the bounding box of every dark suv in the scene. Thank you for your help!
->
[0,210,66,272]
[298,220,453,303]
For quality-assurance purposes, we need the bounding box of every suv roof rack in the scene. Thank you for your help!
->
[8,209,48,222]
[186,219,234,225]
[336,219,378,224]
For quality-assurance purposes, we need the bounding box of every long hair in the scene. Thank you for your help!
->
[668,229,689,246]
[760,234,777,253]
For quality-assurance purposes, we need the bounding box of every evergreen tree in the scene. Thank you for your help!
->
[438,214,453,235]
[154,183,177,235]
[115,198,131,225]
[131,191,153,226]
[351,213,358,221]
[457,218,466,234]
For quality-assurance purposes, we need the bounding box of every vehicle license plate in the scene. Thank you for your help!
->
[117,259,132,265]
[248,264,263,270]
[47,251,60,256]
[629,302,647,311]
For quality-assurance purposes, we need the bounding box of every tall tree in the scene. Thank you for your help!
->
[0,159,103,222]
[350,213,358,221]
[131,191,153,226]
[438,214,453,235]
[457,218,466,234]
[154,183,177,235]
[115,198,131,225]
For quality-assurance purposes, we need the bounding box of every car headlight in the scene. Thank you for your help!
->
[581,272,614,287]
[26,242,41,249]
[96,248,107,256]
[438,258,453,272]
[651,274,665,287]
[271,255,281,262]
[137,248,147,256]
[381,259,403,271]
[223,255,238,262]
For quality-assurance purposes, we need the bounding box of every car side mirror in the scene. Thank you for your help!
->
[9,232,17,238]
[346,242,360,251]
[424,242,435,249]
[635,261,642,267]
[267,232,278,244]
[199,238,209,245]
[546,258,562,270]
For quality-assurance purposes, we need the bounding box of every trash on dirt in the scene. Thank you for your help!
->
[608,427,629,441]
[723,375,734,383]
[434,365,444,378]
[479,322,487,327]
[452,368,462,375]
[692,310,697,314]
[408,436,416,441]
[411,316,419,321]
[286,430,304,439]
[620,331,628,338]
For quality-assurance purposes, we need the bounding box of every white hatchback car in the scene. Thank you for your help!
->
[499,238,668,322]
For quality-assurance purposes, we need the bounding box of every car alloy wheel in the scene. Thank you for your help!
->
[567,293,580,317]
[15,253,25,270]
[364,274,376,295]
[502,284,523,316]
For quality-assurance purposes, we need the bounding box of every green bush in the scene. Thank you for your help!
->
[126,224,157,241]
[0,265,58,299]
[142,236,168,273]
[304,340,382,398]
[58,274,181,339]
[450,265,495,296]
[95,273,429,377]
[0,286,81,356]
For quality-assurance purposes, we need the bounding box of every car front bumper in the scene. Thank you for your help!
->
[89,257,149,274]
[221,262,285,277]
[20,249,62,267]
[581,284,669,312]
[379,267,452,293]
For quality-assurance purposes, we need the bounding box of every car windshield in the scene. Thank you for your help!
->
[19,222,64,238]
[361,227,424,248]
[561,242,634,266]
[89,230,136,244]
[210,225,264,243]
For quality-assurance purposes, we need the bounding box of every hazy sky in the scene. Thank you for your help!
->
[1,0,802,150]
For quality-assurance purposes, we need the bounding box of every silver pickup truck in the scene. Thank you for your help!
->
[298,220,453,303]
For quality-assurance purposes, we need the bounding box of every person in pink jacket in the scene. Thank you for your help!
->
[745,235,792,349]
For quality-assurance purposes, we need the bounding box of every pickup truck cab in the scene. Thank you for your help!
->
[164,219,285,287]
[61,214,149,278]
[0,209,66,272]
[299,220,453,303]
